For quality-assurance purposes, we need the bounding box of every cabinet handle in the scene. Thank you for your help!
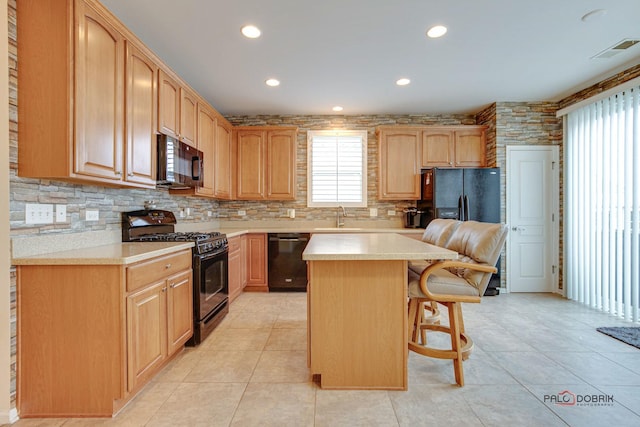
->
[165,263,172,269]
[162,287,167,292]
[115,171,122,175]
[128,173,134,177]
[170,283,176,288]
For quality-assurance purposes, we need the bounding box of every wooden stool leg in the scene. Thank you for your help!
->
[408,298,419,342]
[448,302,464,387]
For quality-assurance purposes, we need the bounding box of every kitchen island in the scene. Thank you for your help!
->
[302,233,457,390]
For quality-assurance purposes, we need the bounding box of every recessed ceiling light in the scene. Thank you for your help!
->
[396,78,411,86]
[241,25,261,38]
[581,9,607,22]
[426,25,447,38]
[265,78,280,87]
[332,106,344,112]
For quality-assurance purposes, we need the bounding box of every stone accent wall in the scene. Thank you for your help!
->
[558,63,640,111]
[475,103,497,167]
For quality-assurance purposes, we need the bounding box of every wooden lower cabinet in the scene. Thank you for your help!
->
[17,249,193,417]
[227,236,246,302]
[245,233,268,291]
[127,280,167,392]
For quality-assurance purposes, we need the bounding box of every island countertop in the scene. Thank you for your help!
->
[302,232,457,261]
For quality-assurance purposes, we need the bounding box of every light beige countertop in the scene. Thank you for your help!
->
[302,233,457,261]
[11,241,194,266]
[219,227,424,239]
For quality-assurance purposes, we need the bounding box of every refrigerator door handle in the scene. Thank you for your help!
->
[464,195,470,221]
[458,195,464,220]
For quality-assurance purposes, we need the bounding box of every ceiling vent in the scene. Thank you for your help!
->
[592,38,640,59]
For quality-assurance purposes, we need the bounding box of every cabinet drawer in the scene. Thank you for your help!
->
[127,250,192,292]
[228,236,241,253]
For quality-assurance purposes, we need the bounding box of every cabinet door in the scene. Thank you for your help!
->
[422,130,455,167]
[246,234,268,290]
[126,281,167,392]
[236,130,266,199]
[214,120,233,199]
[74,1,124,181]
[179,88,198,147]
[454,129,486,167]
[125,41,157,187]
[196,104,215,196]
[378,130,421,200]
[227,237,242,302]
[241,235,248,289]
[266,130,297,200]
[158,69,179,139]
[166,270,193,355]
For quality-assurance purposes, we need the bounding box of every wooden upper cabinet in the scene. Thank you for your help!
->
[421,126,486,168]
[236,129,266,199]
[453,128,486,167]
[75,2,124,181]
[422,130,455,167]
[179,88,198,147]
[235,127,297,200]
[125,42,157,187]
[195,103,216,196]
[266,130,297,200]
[377,128,421,200]
[157,69,180,139]
[214,119,233,199]
[157,69,197,148]
[17,0,155,188]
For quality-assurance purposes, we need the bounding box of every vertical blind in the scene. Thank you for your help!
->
[565,85,640,322]
[307,131,367,207]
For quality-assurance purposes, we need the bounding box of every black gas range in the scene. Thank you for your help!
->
[122,209,229,345]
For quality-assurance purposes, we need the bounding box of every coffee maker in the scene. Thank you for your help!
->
[402,207,426,228]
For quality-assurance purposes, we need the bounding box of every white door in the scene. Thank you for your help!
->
[506,146,559,292]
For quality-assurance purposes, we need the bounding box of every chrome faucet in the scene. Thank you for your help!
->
[336,205,347,228]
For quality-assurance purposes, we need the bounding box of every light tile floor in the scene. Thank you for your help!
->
[7,292,640,427]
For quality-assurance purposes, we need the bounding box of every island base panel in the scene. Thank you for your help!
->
[308,259,408,390]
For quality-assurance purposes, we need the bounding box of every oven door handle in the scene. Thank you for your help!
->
[197,249,229,262]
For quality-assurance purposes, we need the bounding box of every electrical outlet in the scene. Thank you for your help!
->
[369,208,378,217]
[85,210,99,221]
[238,210,246,216]
[55,204,67,223]
[186,208,191,216]
[207,211,213,217]
[387,210,396,216]
[25,203,54,224]
[287,209,295,219]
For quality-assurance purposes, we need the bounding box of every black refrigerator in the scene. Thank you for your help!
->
[419,167,501,294]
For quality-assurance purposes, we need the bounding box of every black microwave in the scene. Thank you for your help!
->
[156,134,203,189]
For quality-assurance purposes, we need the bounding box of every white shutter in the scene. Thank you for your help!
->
[307,131,367,207]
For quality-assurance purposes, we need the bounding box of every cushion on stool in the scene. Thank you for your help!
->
[408,268,480,298]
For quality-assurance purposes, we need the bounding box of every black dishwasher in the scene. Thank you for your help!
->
[268,233,310,292]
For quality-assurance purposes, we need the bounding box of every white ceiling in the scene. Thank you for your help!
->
[100,0,640,116]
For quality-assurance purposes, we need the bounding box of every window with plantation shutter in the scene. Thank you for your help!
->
[307,130,367,207]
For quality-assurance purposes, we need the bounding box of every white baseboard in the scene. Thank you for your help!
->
[0,408,19,424]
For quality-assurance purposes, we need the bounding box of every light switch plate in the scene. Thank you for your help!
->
[238,210,246,216]
[369,208,378,217]
[25,203,54,224]
[387,210,396,216]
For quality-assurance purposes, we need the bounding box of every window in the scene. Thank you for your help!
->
[307,130,367,207]
[564,84,640,322]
